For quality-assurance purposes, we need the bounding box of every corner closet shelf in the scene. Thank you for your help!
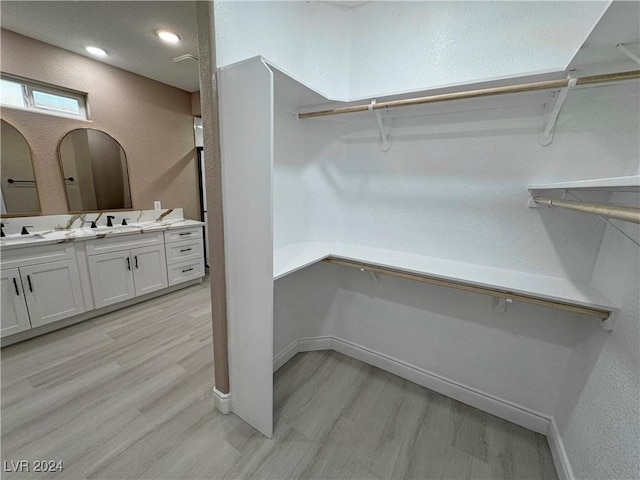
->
[528,175,640,192]
[274,243,617,327]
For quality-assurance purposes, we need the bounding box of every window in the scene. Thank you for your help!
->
[0,76,87,119]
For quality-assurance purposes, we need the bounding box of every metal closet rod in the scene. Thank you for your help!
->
[533,196,640,224]
[299,70,640,119]
[324,257,610,320]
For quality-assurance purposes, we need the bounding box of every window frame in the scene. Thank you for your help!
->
[0,75,88,120]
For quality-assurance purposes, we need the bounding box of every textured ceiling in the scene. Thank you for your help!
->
[1,1,636,96]
[0,1,200,92]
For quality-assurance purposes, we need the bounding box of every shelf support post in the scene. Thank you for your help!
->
[539,76,577,146]
[369,99,390,152]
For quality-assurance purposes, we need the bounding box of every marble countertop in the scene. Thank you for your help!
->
[0,219,205,250]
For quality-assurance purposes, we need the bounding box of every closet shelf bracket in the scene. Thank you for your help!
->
[493,297,512,314]
[617,42,640,65]
[369,99,390,152]
[539,76,577,146]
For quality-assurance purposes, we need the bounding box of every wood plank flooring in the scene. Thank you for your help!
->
[1,278,557,479]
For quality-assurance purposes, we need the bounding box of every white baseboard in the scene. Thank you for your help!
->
[273,340,299,371]
[274,335,550,434]
[331,337,551,434]
[274,336,333,371]
[547,418,574,480]
[213,387,231,414]
[298,336,332,352]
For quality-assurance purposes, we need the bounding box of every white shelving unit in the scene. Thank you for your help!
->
[220,56,633,439]
[274,242,617,325]
[529,175,640,192]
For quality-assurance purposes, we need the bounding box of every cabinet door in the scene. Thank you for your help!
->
[20,260,86,328]
[131,245,168,296]
[1,268,32,337]
[88,251,136,308]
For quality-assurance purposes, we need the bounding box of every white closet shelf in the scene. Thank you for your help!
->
[528,175,640,192]
[273,243,332,280]
[274,242,617,328]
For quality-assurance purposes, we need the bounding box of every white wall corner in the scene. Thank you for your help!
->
[546,418,575,480]
[213,387,232,414]
[274,336,334,372]
[273,339,300,372]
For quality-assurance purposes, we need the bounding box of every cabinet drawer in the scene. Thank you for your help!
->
[85,232,163,256]
[165,238,204,265]
[1,243,76,270]
[168,259,205,286]
[164,227,203,244]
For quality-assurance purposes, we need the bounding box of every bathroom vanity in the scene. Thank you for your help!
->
[0,209,205,346]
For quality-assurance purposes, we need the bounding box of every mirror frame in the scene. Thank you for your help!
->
[0,119,41,218]
[57,127,134,214]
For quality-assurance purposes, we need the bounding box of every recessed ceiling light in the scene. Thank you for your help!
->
[85,46,107,57]
[156,30,181,44]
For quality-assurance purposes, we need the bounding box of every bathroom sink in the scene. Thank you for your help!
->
[125,221,157,228]
[0,232,46,245]
[89,225,143,235]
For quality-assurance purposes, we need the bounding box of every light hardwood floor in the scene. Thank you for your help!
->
[1,278,557,479]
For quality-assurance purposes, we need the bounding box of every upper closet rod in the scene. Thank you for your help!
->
[533,196,640,224]
[299,70,640,119]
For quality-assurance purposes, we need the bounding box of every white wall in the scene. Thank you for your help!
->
[347,1,609,98]
[274,107,347,248]
[274,262,339,356]
[215,1,609,99]
[553,192,640,480]
[214,1,351,98]
[275,81,639,281]
[330,266,589,416]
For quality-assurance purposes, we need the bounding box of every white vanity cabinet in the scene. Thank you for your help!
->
[164,227,205,286]
[0,244,86,337]
[0,211,206,346]
[86,232,168,308]
[1,268,32,336]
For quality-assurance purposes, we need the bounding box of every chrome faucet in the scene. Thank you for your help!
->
[106,215,116,227]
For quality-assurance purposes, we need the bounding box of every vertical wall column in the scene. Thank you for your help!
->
[219,57,275,437]
[195,1,230,398]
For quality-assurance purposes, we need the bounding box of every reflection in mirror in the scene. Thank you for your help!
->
[1,119,41,215]
[58,128,132,212]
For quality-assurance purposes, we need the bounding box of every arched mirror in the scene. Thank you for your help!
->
[58,128,132,212]
[1,119,41,215]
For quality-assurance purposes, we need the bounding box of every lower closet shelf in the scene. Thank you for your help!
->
[273,242,617,327]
